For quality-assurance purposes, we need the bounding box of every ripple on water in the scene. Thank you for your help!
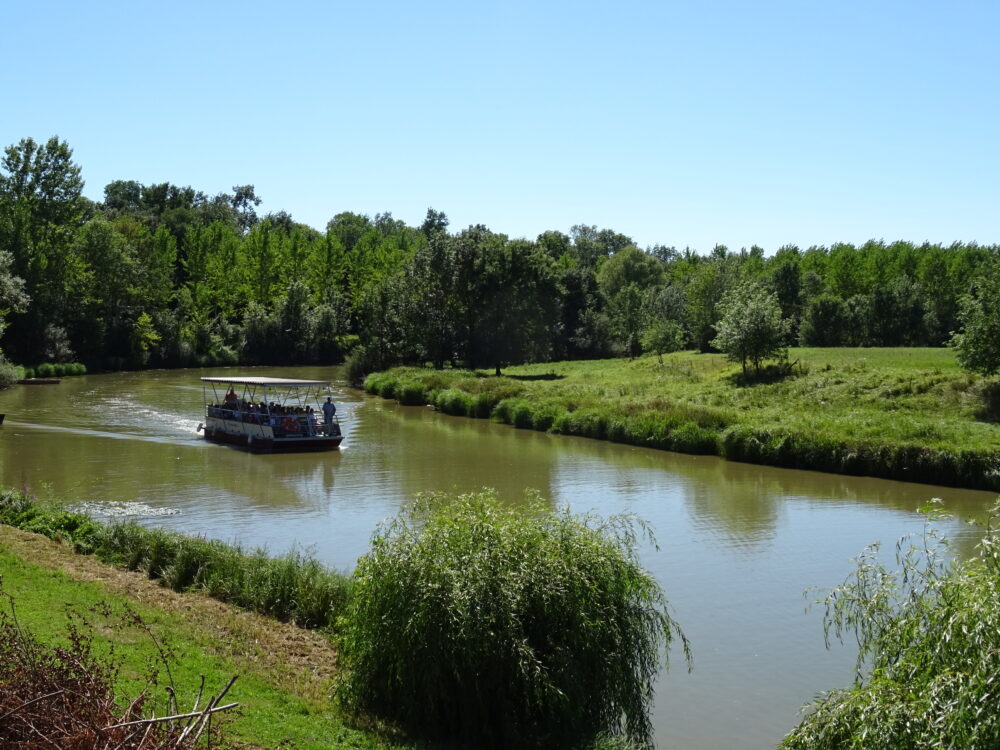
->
[70,500,181,518]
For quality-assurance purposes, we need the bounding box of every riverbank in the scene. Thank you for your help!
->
[364,348,1000,491]
[0,524,410,749]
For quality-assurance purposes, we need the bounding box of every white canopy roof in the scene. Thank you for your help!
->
[200,376,330,387]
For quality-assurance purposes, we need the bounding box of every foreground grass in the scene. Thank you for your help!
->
[365,348,1000,490]
[0,527,408,749]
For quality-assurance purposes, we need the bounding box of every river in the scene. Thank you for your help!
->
[0,366,994,748]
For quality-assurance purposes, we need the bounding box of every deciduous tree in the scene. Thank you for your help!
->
[712,283,790,373]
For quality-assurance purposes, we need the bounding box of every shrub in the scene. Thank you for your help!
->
[552,408,608,440]
[22,367,35,379]
[434,388,473,416]
[469,392,495,418]
[669,422,718,454]
[511,400,535,428]
[492,397,521,424]
[51,363,66,377]
[0,360,18,389]
[782,503,1000,749]
[397,380,427,406]
[36,362,55,378]
[530,403,564,432]
[362,371,395,397]
[345,345,383,387]
[336,489,688,748]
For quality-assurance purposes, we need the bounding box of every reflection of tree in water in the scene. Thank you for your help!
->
[681,462,782,548]
[349,400,558,508]
[671,454,998,552]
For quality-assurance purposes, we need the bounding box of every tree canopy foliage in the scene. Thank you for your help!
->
[951,261,1000,376]
[1,134,998,374]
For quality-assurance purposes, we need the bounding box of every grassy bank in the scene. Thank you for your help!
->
[0,525,406,749]
[1,489,667,748]
[0,489,351,630]
[364,348,1000,490]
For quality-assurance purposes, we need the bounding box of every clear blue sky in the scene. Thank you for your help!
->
[3,0,997,252]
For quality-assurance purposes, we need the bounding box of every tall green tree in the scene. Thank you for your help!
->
[405,233,459,369]
[798,293,850,346]
[0,136,85,359]
[0,250,29,345]
[596,246,665,356]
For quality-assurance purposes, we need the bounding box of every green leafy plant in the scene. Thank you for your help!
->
[711,283,791,374]
[336,489,688,748]
[783,502,1000,749]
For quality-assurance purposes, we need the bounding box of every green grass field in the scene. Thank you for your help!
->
[365,348,1000,490]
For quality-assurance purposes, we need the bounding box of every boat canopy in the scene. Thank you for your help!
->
[200,376,330,387]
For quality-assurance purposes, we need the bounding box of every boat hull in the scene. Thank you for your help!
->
[202,426,342,452]
[200,416,342,453]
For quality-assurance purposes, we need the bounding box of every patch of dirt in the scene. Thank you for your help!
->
[0,525,338,705]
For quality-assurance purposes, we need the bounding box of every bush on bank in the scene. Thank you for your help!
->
[336,489,688,749]
[782,503,1000,749]
[0,489,350,629]
[20,362,87,379]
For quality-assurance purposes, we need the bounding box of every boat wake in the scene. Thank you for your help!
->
[4,420,203,446]
[70,500,181,518]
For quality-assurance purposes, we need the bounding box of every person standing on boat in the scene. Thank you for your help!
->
[322,396,336,435]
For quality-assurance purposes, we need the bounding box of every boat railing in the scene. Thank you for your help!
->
[206,406,341,437]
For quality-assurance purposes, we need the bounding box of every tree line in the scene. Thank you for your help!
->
[1,135,998,378]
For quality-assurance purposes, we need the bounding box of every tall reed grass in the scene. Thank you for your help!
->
[336,489,688,748]
[0,490,350,629]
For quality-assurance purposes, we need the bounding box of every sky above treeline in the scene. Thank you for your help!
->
[3,0,997,253]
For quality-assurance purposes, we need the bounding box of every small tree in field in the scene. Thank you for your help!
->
[951,263,1000,376]
[641,319,685,363]
[711,283,790,374]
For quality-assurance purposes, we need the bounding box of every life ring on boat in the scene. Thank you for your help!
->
[282,416,300,433]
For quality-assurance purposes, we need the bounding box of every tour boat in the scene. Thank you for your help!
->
[197,376,343,452]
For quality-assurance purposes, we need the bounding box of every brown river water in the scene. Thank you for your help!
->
[0,366,995,748]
